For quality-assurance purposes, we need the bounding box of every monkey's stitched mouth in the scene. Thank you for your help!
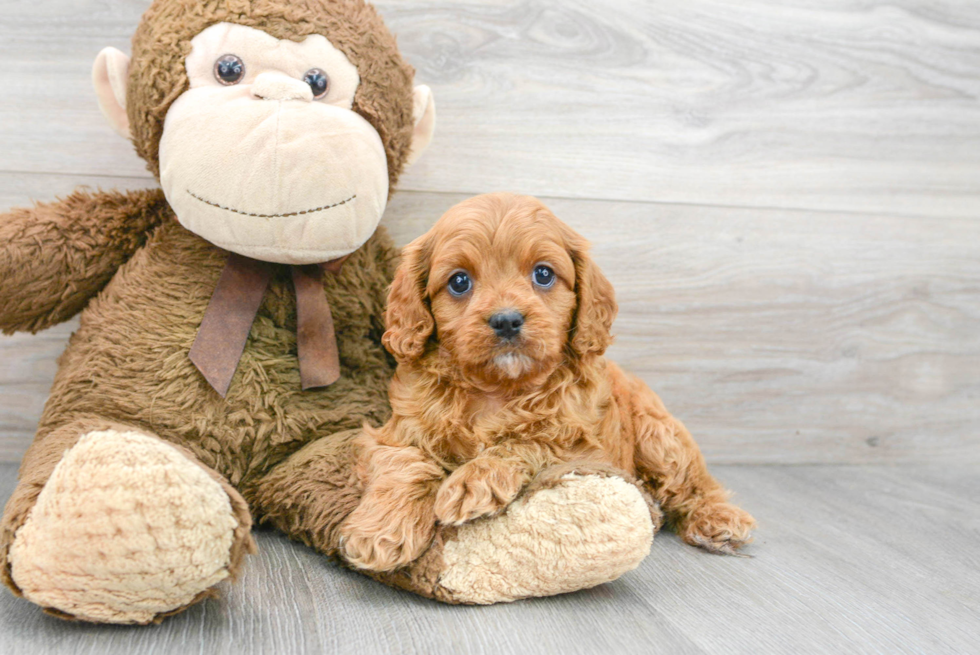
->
[187,190,356,218]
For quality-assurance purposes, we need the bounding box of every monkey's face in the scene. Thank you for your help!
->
[154,23,388,264]
[94,14,436,265]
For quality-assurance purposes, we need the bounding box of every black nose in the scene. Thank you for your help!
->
[488,310,524,339]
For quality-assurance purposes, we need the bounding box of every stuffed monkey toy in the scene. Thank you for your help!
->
[0,0,656,624]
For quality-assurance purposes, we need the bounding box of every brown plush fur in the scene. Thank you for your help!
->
[0,0,419,623]
[0,189,171,335]
[31,217,398,488]
[0,200,400,612]
[340,194,756,572]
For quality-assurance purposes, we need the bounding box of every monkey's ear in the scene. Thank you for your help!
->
[405,85,436,166]
[92,47,131,139]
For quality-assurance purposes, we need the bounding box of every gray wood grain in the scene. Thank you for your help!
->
[0,0,978,217]
[2,177,978,465]
[2,462,978,654]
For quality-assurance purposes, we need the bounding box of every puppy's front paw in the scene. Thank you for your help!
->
[339,503,435,572]
[679,502,756,555]
[434,459,525,526]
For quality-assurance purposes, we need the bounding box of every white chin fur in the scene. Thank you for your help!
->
[493,353,534,378]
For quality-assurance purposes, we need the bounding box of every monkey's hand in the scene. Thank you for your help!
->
[0,187,168,334]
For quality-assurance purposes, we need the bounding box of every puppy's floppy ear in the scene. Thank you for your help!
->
[565,229,618,358]
[383,234,435,363]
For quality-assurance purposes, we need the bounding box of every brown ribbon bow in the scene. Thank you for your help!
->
[189,252,347,398]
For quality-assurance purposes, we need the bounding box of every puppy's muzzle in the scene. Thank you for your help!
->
[488,310,524,340]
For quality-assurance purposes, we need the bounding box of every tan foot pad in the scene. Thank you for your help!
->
[438,473,654,604]
[9,430,239,623]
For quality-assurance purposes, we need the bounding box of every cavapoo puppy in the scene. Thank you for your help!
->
[340,193,755,572]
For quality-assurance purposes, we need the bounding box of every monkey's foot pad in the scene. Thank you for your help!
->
[438,473,655,604]
[9,430,240,623]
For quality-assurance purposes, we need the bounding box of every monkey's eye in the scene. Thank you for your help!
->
[303,68,330,99]
[214,55,245,85]
[448,271,472,296]
[533,265,556,288]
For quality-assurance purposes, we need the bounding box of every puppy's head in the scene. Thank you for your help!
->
[384,193,617,387]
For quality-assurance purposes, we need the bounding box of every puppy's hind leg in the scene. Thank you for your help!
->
[615,369,756,555]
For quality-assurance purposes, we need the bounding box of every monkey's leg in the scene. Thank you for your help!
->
[252,436,656,604]
[0,416,255,624]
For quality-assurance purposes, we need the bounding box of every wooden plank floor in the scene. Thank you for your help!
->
[2,462,978,655]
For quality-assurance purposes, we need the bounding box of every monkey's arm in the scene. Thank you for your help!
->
[0,187,169,334]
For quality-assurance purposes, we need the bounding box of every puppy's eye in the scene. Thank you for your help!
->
[533,265,556,288]
[302,68,330,99]
[448,271,472,296]
[214,55,245,85]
